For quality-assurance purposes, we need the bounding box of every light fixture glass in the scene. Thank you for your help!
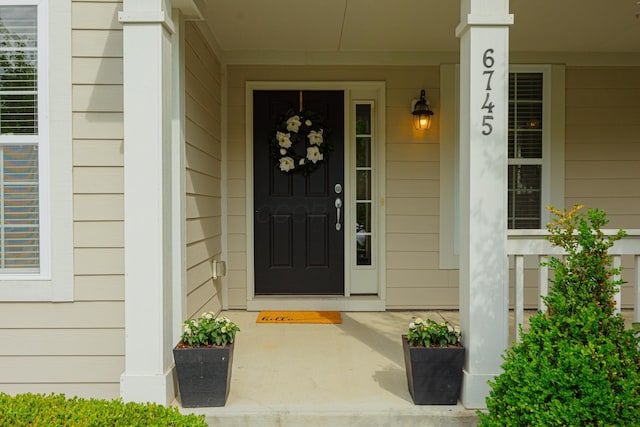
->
[412,89,434,130]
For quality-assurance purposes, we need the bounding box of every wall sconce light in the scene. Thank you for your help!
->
[411,89,434,130]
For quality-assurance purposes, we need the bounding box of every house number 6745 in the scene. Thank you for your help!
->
[481,48,496,136]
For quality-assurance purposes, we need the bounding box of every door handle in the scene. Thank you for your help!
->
[335,198,342,231]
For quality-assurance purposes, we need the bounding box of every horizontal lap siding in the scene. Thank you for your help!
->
[71,0,124,397]
[226,66,456,309]
[184,23,223,318]
[565,67,640,226]
[385,68,453,308]
[0,1,124,399]
[565,66,640,307]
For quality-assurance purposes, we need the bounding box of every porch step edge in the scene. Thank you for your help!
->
[200,408,480,427]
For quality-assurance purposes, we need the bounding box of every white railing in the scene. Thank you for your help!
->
[507,229,640,342]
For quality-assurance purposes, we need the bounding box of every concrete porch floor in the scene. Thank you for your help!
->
[180,309,636,427]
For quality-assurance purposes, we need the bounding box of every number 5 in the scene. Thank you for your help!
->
[482,115,493,135]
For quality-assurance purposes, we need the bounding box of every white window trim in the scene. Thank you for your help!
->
[439,64,565,269]
[0,0,73,301]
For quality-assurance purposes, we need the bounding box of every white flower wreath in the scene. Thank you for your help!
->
[271,109,332,175]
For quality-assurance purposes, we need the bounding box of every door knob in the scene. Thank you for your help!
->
[335,198,342,231]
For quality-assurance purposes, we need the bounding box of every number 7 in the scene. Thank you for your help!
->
[483,70,494,91]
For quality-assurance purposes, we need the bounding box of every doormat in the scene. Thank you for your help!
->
[256,311,342,324]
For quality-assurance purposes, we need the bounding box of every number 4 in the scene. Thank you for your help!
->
[481,93,495,113]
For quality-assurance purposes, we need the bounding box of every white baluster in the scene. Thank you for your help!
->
[539,255,548,312]
[635,255,640,323]
[515,255,524,342]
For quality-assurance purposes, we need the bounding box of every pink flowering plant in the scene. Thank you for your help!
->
[407,318,462,347]
[179,312,239,348]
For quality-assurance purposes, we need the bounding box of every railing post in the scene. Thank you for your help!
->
[515,255,524,342]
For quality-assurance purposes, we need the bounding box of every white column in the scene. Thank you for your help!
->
[119,0,177,405]
[456,0,513,409]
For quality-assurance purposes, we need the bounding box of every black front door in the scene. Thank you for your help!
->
[253,90,344,295]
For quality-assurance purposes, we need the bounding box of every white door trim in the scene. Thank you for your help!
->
[245,81,386,311]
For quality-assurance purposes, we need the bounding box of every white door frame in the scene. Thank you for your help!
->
[244,81,386,311]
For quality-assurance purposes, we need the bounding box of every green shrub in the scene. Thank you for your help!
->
[0,393,207,427]
[479,206,640,426]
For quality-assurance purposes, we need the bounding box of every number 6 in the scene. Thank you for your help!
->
[483,49,495,68]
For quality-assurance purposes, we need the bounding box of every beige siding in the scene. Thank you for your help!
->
[184,23,224,318]
[71,0,124,397]
[565,67,640,228]
[0,1,125,399]
[71,5,124,372]
[73,140,123,166]
[0,357,124,383]
[73,85,123,112]
[0,330,124,356]
[564,66,640,306]
[72,30,122,58]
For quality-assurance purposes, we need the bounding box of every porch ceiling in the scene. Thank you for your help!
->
[199,0,640,61]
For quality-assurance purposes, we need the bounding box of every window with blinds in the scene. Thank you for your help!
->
[508,72,543,229]
[0,5,40,272]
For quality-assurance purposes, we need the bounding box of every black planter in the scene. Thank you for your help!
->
[173,341,234,407]
[402,335,465,405]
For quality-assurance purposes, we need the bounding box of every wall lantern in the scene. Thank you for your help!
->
[411,89,434,130]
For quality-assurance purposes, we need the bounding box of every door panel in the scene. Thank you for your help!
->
[270,215,292,267]
[253,90,344,295]
[306,214,328,267]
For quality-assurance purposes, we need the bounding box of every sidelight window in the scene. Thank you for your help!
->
[354,103,373,266]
